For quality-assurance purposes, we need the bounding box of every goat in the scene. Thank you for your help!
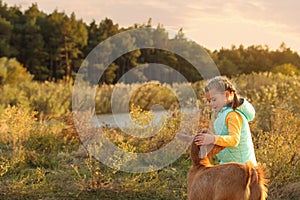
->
[187,141,267,200]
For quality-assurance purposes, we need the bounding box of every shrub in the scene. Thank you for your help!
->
[0,57,33,86]
[0,80,72,119]
[272,63,300,76]
[0,105,74,175]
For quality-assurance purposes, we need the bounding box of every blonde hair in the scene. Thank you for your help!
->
[204,76,241,109]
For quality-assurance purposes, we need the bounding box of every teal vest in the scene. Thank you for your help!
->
[214,106,257,165]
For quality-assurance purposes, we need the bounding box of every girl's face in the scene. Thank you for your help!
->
[205,89,228,112]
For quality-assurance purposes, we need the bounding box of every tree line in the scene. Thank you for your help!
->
[1,1,300,83]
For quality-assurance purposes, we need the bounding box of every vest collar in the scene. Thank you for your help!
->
[219,106,232,113]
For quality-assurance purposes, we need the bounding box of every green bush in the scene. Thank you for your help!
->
[253,108,300,199]
[0,80,72,119]
[272,63,300,76]
[0,57,33,86]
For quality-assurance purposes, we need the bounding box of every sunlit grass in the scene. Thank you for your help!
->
[0,72,299,199]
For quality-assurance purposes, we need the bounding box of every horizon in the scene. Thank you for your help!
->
[3,0,300,53]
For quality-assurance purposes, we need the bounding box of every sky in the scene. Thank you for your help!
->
[4,0,300,53]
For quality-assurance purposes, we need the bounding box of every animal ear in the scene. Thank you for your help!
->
[250,168,258,185]
[190,142,201,165]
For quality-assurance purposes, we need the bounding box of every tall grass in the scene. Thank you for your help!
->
[0,72,299,199]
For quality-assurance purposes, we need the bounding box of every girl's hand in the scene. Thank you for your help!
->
[194,133,215,146]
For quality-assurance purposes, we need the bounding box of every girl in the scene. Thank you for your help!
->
[194,76,257,165]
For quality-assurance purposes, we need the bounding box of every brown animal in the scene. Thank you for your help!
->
[187,142,267,200]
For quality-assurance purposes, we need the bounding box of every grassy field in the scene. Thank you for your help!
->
[0,72,299,199]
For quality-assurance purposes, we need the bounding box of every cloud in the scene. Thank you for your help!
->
[176,0,300,51]
[222,0,300,34]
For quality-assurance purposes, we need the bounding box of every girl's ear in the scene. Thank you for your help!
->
[225,90,231,99]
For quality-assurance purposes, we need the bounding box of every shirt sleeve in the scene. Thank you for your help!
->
[214,111,243,147]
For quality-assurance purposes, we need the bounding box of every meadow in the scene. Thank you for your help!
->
[0,63,299,199]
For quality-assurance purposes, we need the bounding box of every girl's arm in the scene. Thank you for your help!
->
[194,111,242,146]
[214,111,242,147]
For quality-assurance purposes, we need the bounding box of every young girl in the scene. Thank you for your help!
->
[194,76,257,165]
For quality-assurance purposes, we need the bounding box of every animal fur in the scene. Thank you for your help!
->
[187,142,267,200]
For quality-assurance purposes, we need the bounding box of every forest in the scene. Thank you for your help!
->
[1,1,300,84]
[0,1,300,200]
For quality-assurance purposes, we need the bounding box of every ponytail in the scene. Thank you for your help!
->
[232,91,241,109]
